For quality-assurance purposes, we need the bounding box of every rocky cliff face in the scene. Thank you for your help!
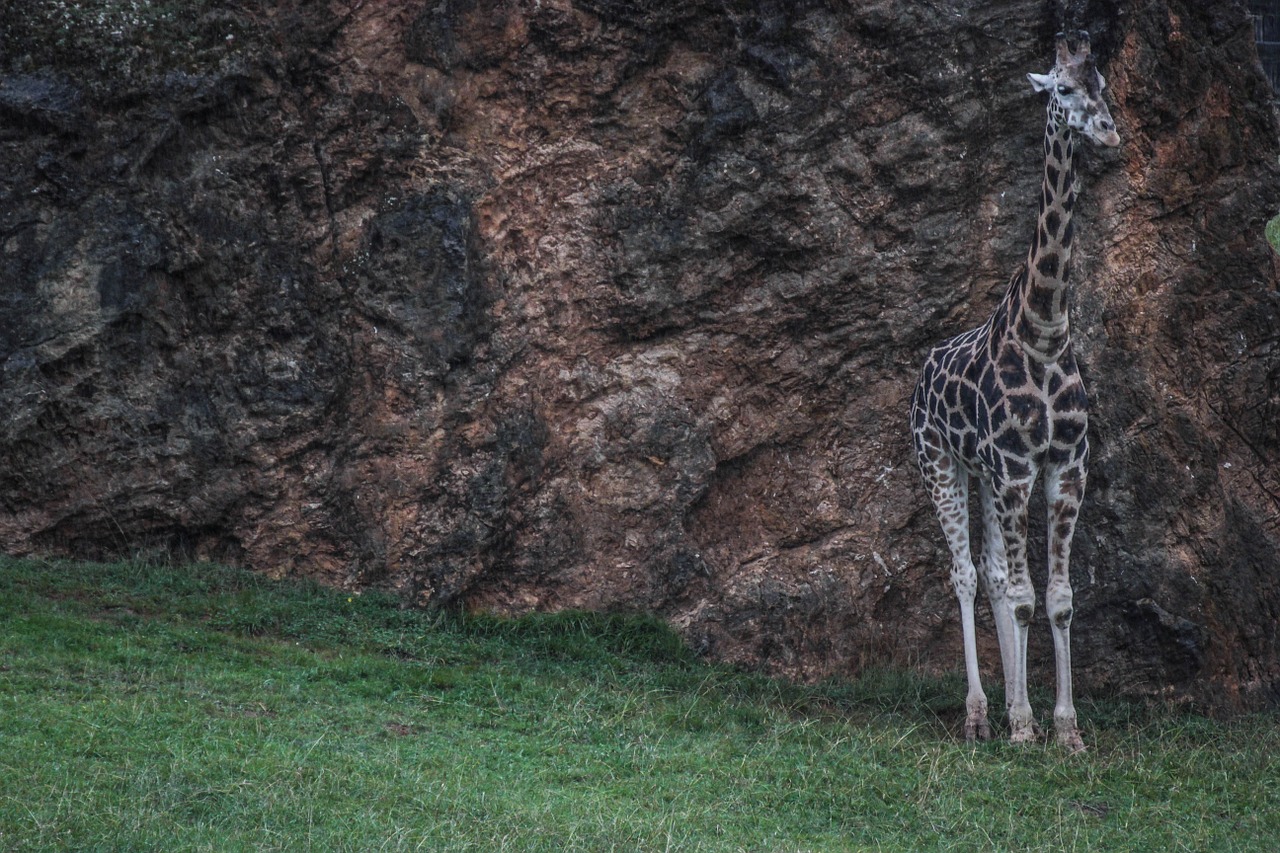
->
[3,0,1279,709]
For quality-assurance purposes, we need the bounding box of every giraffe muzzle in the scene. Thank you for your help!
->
[1086,116,1120,148]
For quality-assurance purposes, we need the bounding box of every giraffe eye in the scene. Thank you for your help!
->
[1057,85,1075,96]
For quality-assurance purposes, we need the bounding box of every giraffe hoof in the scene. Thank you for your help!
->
[1057,729,1087,754]
[1009,719,1038,745]
[964,719,993,743]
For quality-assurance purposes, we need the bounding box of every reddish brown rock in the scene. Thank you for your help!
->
[2,0,1278,709]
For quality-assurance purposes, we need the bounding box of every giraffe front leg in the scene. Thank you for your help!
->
[994,481,1037,745]
[1046,462,1087,753]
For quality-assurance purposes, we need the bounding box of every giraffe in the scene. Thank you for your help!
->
[909,32,1119,752]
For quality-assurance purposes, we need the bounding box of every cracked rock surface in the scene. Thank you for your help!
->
[2,0,1279,708]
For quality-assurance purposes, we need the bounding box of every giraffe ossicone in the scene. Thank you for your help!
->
[909,31,1118,753]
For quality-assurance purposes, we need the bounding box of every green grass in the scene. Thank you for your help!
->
[1,557,1277,851]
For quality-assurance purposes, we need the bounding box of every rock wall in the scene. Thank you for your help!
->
[2,0,1279,708]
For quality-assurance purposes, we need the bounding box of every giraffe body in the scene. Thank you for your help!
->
[910,33,1118,752]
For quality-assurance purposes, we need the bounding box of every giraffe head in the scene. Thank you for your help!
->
[1027,31,1120,148]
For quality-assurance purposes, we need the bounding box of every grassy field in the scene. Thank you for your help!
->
[1,556,1276,851]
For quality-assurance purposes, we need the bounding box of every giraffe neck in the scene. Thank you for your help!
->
[1010,101,1077,361]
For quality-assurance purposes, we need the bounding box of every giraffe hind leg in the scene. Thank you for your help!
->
[913,424,990,742]
[978,478,1017,717]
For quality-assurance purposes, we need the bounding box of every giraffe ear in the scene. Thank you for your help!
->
[1028,72,1053,93]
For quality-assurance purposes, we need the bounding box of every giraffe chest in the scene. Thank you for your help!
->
[917,335,1088,480]
[979,344,1089,476]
